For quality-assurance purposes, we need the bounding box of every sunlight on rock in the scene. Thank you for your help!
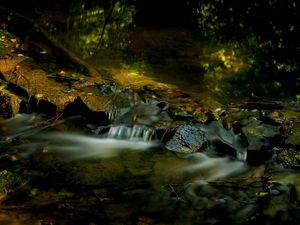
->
[110,67,175,90]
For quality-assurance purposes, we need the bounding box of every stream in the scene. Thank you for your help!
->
[0,6,299,224]
[0,105,299,225]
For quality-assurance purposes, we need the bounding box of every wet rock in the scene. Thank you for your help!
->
[274,147,300,169]
[106,101,172,141]
[0,57,112,123]
[1,59,77,112]
[242,119,281,164]
[242,119,281,151]
[113,102,172,128]
[138,86,209,123]
[168,100,209,123]
[224,107,261,128]
[198,121,248,160]
[285,122,300,147]
[63,96,109,125]
[166,125,207,153]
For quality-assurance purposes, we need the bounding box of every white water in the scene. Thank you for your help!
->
[38,132,157,160]
[1,114,249,182]
[176,152,248,181]
[38,132,248,182]
[107,125,155,142]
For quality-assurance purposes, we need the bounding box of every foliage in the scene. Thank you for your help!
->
[0,28,18,57]
[0,170,21,193]
[191,0,300,100]
[66,0,136,58]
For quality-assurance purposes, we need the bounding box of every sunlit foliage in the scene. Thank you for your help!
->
[67,0,136,58]
[191,0,299,100]
[39,0,136,58]
[0,29,18,57]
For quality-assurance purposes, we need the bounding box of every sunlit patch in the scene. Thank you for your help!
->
[110,67,175,90]
[204,46,251,78]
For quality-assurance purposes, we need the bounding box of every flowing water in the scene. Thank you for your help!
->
[0,113,261,225]
[0,5,299,224]
[1,108,300,225]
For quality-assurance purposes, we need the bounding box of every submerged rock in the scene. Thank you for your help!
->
[166,125,207,153]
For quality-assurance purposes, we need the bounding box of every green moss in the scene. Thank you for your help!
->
[0,28,18,57]
[0,171,22,193]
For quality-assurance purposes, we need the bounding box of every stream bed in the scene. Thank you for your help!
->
[0,108,300,225]
[0,8,299,224]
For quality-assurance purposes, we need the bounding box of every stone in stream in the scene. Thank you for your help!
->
[165,121,249,160]
[165,125,207,153]
[241,118,281,164]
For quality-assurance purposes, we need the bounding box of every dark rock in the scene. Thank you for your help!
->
[198,121,248,160]
[242,119,281,151]
[242,119,281,165]
[63,96,109,126]
[19,96,38,114]
[0,94,13,118]
[166,124,207,153]
[0,92,22,118]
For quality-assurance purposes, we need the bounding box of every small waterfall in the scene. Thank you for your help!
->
[105,101,171,142]
[107,125,155,142]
